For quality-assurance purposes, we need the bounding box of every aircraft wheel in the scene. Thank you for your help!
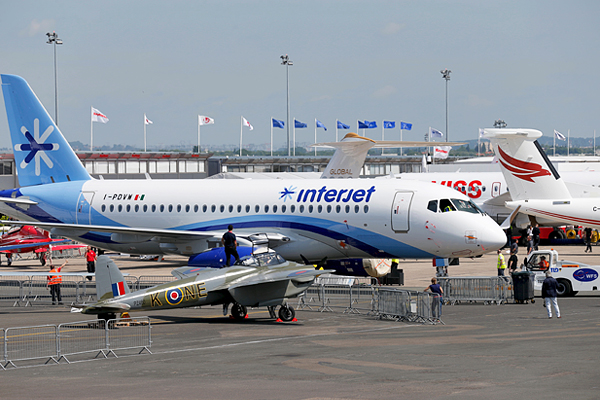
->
[231,303,247,320]
[278,305,295,322]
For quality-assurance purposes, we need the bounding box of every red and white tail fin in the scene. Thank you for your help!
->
[484,128,571,200]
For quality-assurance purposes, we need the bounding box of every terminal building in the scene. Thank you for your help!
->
[0,150,598,190]
[0,152,432,189]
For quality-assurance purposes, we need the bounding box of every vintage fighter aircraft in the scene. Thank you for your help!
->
[78,249,332,322]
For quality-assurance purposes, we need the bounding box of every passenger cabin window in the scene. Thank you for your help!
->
[427,200,438,213]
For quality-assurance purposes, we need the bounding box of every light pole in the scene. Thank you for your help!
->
[46,31,63,126]
[281,54,293,156]
[441,68,451,142]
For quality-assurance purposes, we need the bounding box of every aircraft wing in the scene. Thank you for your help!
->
[0,196,38,205]
[0,238,71,253]
[229,267,335,289]
[482,191,513,207]
[5,220,221,243]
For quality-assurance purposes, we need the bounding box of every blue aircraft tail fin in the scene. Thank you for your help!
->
[1,74,91,186]
[95,255,131,300]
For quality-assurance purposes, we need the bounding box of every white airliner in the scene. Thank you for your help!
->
[0,74,505,262]
[485,128,600,229]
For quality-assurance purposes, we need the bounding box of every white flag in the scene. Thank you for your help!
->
[554,129,566,141]
[430,127,443,138]
[91,108,108,123]
[144,114,153,125]
[199,115,214,125]
[242,116,253,131]
[479,128,485,137]
[433,146,451,159]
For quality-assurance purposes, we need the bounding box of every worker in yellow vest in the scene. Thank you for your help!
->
[46,259,68,305]
[497,249,507,276]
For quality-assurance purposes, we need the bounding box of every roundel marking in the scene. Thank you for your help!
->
[165,288,184,305]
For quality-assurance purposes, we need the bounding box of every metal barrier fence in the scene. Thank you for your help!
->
[298,283,441,324]
[1,317,151,369]
[438,276,513,305]
[0,275,177,306]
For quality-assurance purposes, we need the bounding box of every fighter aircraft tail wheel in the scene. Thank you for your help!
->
[278,305,295,322]
[231,303,248,320]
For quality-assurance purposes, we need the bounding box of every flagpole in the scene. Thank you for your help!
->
[335,121,339,142]
[90,107,93,152]
[381,122,385,156]
[197,116,201,154]
[568,129,570,157]
[144,114,147,152]
[553,133,556,157]
[594,130,596,156]
[240,116,243,157]
[314,119,317,156]
[271,117,273,157]
[292,118,295,156]
[400,127,403,156]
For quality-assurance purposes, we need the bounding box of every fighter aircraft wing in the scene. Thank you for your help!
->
[229,267,335,289]
[0,238,72,253]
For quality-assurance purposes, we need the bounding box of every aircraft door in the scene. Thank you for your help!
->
[391,191,413,232]
[491,182,502,197]
[76,192,95,225]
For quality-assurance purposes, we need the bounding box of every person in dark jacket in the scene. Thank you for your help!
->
[542,271,561,319]
[221,224,240,267]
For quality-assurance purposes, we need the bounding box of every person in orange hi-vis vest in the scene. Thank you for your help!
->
[46,259,68,305]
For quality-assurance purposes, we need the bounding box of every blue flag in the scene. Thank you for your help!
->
[337,120,350,129]
[358,120,369,129]
[400,121,412,130]
[365,120,377,129]
[383,121,395,129]
[316,120,327,131]
[272,118,285,128]
[294,119,307,128]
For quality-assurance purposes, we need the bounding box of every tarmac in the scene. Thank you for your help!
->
[1,243,600,399]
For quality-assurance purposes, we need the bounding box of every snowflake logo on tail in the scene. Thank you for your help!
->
[279,186,296,202]
[14,118,59,176]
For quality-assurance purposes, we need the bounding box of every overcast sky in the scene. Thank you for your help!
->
[1,1,598,151]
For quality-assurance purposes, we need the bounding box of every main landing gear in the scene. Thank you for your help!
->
[277,304,296,322]
[227,302,296,322]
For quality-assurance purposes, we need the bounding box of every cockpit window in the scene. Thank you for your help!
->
[427,200,438,213]
[451,198,481,214]
[439,199,456,212]
[236,251,286,267]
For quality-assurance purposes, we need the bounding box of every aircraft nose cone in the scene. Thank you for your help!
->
[479,220,507,253]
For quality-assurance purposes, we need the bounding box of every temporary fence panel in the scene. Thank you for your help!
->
[439,276,513,305]
[4,325,58,367]
[0,278,26,306]
[137,276,176,290]
[27,276,87,305]
[0,328,4,367]
[57,320,108,362]
[106,317,152,355]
